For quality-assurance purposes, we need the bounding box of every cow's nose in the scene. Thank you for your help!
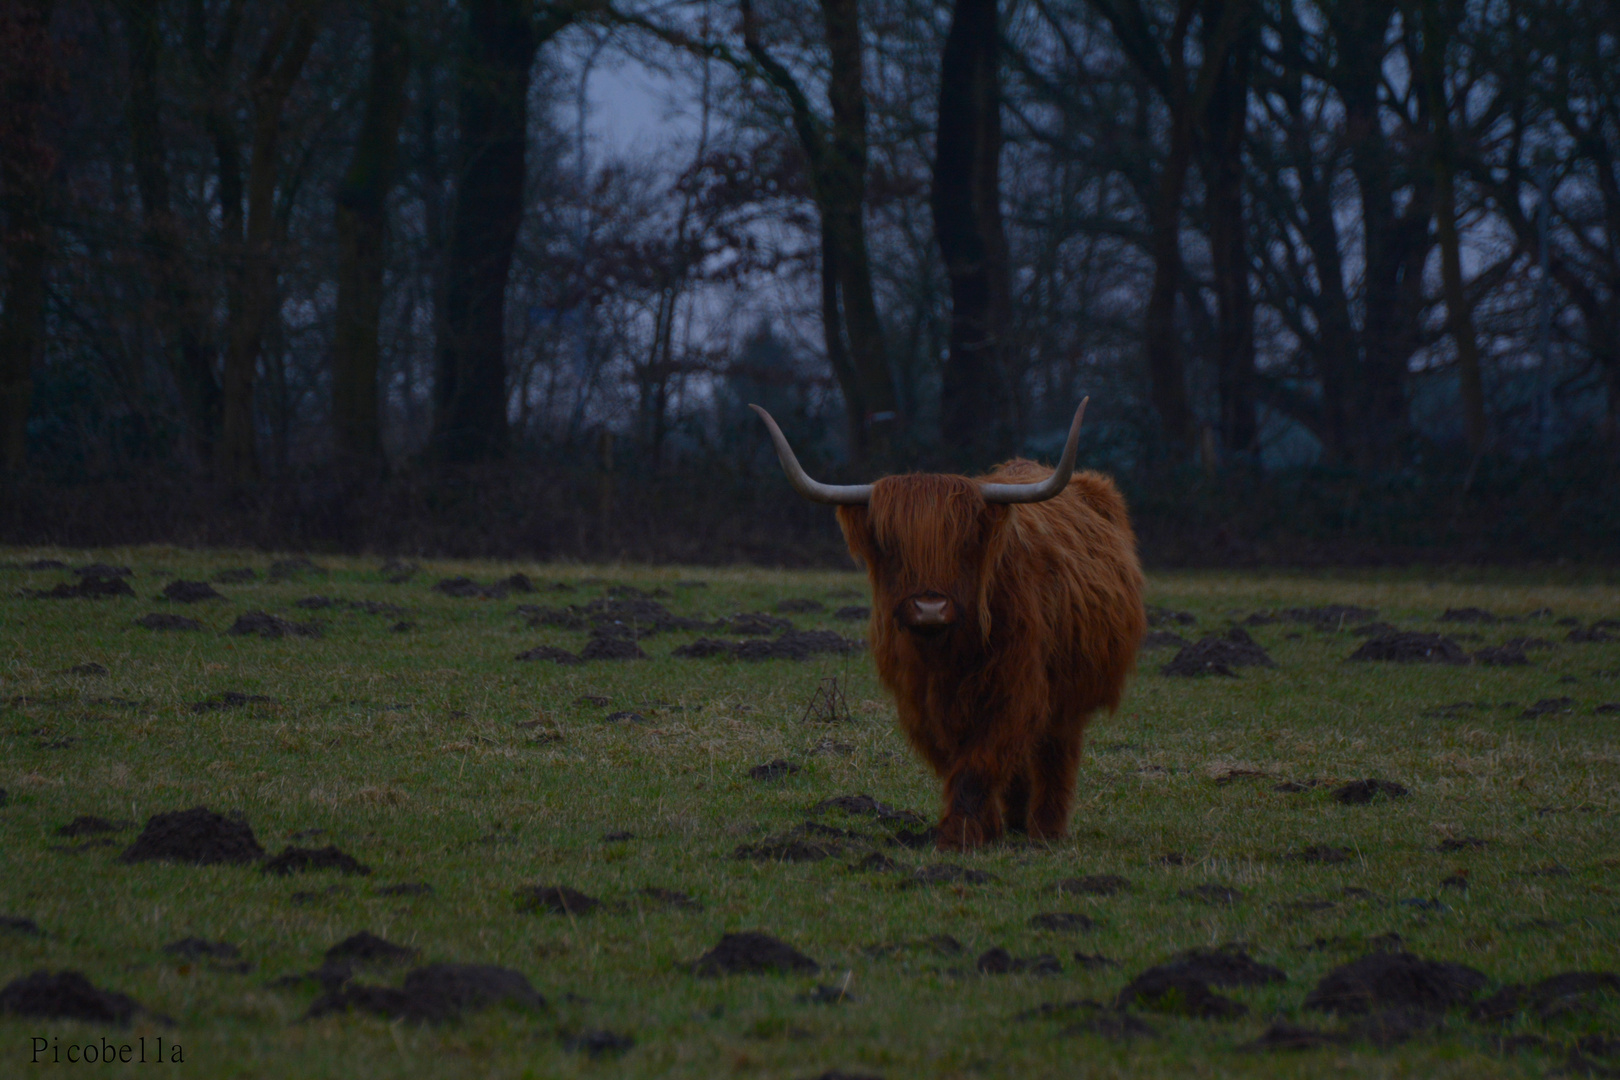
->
[899,594,956,635]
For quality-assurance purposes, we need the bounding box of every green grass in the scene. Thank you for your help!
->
[2,547,1618,1079]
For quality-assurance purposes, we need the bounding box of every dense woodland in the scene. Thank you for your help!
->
[0,0,1616,562]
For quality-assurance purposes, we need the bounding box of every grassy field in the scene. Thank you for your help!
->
[2,547,1618,1079]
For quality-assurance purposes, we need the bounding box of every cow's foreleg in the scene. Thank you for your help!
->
[937,766,1003,850]
[1002,770,1032,834]
[1026,728,1085,841]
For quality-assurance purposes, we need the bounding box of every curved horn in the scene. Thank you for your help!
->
[750,404,873,505]
[978,397,1088,504]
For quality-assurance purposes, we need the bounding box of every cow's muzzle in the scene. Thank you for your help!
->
[897,592,957,636]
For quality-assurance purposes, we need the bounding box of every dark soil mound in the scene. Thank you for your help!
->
[721,612,795,635]
[1290,844,1352,863]
[1347,1007,1438,1047]
[1284,606,1380,630]
[834,606,870,621]
[562,1029,635,1056]
[1148,607,1197,626]
[888,826,940,849]
[162,580,222,603]
[640,887,702,910]
[1519,697,1574,719]
[1570,625,1615,642]
[35,575,135,599]
[1067,1011,1157,1039]
[1163,628,1275,677]
[676,630,862,661]
[578,634,646,661]
[2,915,43,935]
[214,567,256,583]
[1349,633,1470,664]
[269,558,325,579]
[1437,836,1488,852]
[851,852,899,872]
[163,938,240,960]
[523,595,712,636]
[191,691,275,713]
[1142,630,1189,649]
[263,845,371,876]
[785,629,862,652]
[514,645,581,665]
[1333,779,1409,804]
[977,948,1062,975]
[749,759,800,781]
[671,638,734,658]
[307,963,544,1024]
[25,558,68,569]
[913,863,995,885]
[1440,607,1499,623]
[1472,971,1619,1022]
[1073,953,1121,970]
[812,794,925,825]
[777,598,825,613]
[295,595,335,609]
[68,662,109,675]
[135,613,203,631]
[55,815,129,837]
[120,807,264,865]
[1057,874,1131,896]
[1304,951,1486,1014]
[326,931,418,966]
[1474,644,1530,666]
[500,574,535,593]
[604,711,647,724]
[1180,884,1244,905]
[434,576,508,599]
[1147,947,1287,987]
[76,563,132,577]
[0,970,142,1025]
[376,883,433,898]
[1031,912,1096,932]
[225,611,321,638]
[1240,1022,1347,1051]
[694,932,819,976]
[1116,970,1248,1018]
[734,834,840,862]
[378,560,416,583]
[514,885,599,915]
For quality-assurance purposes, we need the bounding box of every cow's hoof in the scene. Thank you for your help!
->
[935,816,993,851]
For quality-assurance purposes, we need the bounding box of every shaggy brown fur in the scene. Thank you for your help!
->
[836,460,1145,850]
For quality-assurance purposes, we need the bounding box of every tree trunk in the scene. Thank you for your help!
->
[1334,0,1423,470]
[820,0,897,459]
[1200,0,1256,456]
[216,4,318,482]
[737,0,898,463]
[933,0,1014,464]
[332,0,409,470]
[0,0,54,473]
[124,0,219,464]
[1418,0,1485,452]
[434,1,569,462]
[818,217,866,453]
[1088,0,1201,454]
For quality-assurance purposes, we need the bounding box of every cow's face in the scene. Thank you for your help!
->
[837,475,1010,644]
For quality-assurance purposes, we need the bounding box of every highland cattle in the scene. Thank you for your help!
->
[753,400,1145,850]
